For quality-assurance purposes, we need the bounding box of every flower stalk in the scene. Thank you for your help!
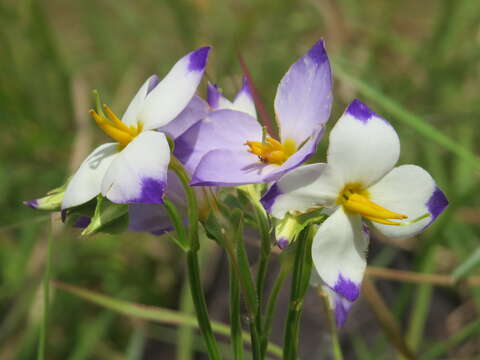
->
[283,226,314,360]
[169,157,221,360]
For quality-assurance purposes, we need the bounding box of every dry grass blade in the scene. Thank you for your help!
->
[237,52,276,137]
[362,277,417,360]
[366,266,480,287]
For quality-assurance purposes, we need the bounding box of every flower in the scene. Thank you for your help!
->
[175,39,332,186]
[61,47,211,209]
[173,77,257,174]
[127,79,255,234]
[261,99,448,326]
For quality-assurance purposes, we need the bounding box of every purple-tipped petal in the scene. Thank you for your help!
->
[345,98,377,123]
[312,208,369,302]
[275,39,333,145]
[368,165,448,239]
[327,100,400,188]
[426,186,449,221]
[206,82,232,110]
[261,183,283,213]
[231,77,257,118]
[333,274,360,302]
[334,295,353,328]
[188,46,211,71]
[146,75,160,95]
[24,199,39,209]
[174,109,262,174]
[101,131,170,204]
[140,46,211,130]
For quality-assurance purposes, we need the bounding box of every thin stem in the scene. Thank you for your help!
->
[170,157,221,360]
[318,288,343,360]
[37,223,54,360]
[228,258,244,360]
[254,201,271,311]
[163,198,189,251]
[283,227,313,360]
[250,194,271,359]
[261,264,289,354]
[233,211,262,360]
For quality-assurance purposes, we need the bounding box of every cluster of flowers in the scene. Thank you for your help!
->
[27,40,448,326]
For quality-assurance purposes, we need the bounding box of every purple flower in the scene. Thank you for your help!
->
[175,40,333,186]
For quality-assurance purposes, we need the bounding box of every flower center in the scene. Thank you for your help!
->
[245,136,296,165]
[337,183,407,225]
[89,104,143,149]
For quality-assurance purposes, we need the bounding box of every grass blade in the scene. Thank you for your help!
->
[53,281,283,358]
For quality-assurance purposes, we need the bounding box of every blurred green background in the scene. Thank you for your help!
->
[1,0,479,359]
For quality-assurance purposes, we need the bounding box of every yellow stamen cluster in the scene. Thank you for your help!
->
[338,183,407,226]
[90,104,143,148]
[245,137,296,165]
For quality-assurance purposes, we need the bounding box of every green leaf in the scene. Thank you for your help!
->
[81,195,128,236]
[54,281,283,359]
[452,247,480,282]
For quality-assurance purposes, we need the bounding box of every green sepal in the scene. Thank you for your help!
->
[203,210,228,248]
[81,195,129,236]
[25,179,70,211]
[63,198,97,227]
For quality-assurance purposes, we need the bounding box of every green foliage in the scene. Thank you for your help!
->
[1,0,479,358]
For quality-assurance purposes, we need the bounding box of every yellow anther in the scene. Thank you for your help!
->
[103,104,131,133]
[90,109,133,147]
[338,183,407,226]
[245,136,297,165]
[90,105,143,148]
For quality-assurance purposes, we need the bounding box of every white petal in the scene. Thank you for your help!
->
[312,208,369,301]
[328,99,400,187]
[139,47,211,130]
[122,75,160,126]
[101,131,170,204]
[62,143,118,209]
[367,164,448,239]
[230,77,257,119]
[261,163,342,219]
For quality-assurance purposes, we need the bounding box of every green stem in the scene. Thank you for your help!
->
[37,224,53,360]
[233,211,262,360]
[252,199,271,359]
[228,258,244,360]
[170,157,221,360]
[318,289,343,360]
[163,198,189,251]
[283,227,313,360]
[262,264,289,354]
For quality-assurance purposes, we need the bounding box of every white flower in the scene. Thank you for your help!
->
[62,47,211,209]
[262,99,448,324]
